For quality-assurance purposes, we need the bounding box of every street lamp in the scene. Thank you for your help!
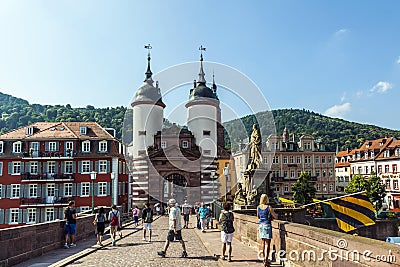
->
[110,173,115,207]
[90,171,97,214]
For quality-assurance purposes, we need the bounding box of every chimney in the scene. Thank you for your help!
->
[193,80,197,88]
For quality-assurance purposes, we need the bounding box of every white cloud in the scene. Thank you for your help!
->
[340,92,346,102]
[334,28,348,38]
[324,102,351,118]
[369,81,393,93]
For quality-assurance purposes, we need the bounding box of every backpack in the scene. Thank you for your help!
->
[110,211,119,226]
[222,212,235,234]
[144,208,153,223]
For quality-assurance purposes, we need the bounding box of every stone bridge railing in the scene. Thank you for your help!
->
[0,213,95,267]
[233,212,400,267]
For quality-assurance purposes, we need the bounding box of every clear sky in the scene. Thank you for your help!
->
[0,1,399,129]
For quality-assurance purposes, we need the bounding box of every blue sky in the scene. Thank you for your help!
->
[0,1,399,129]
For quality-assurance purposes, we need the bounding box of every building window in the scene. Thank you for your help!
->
[329,170,333,177]
[364,152,368,159]
[316,184,321,191]
[82,141,90,152]
[203,150,211,155]
[81,182,90,196]
[203,130,211,136]
[99,141,107,152]
[304,143,311,150]
[283,156,288,164]
[82,161,91,173]
[284,171,288,178]
[394,180,399,190]
[27,208,36,223]
[13,142,22,153]
[46,208,54,222]
[329,184,334,192]
[13,162,21,174]
[322,170,327,177]
[328,156,332,163]
[297,156,301,164]
[316,170,320,177]
[378,165,382,174]
[323,184,327,192]
[64,183,73,197]
[273,156,279,164]
[138,131,146,136]
[10,209,19,224]
[385,165,390,173]
[321,156,326,164]
[98,182,107,196]
[315,157,320,164]
[182,141,189,148]
[48,161,56,174]
[66,141,73,151]
[99,160,107,173]
[30,162,38,174]
[393,165,397,174]
[80,126,87,135]
[80,206,90,213]
[263,157,268,164]
[284,184,289,192]
[0,141,3,153]
[29,184,37,198]
[384,150,390,158]
[290,170,295,178]
[289,156,294,164]
[386,180,390,189]
[297,170,301,178]
[47,184,55,197]
[11,184,20,198]
[365,166,369,174]
[371,151,375,158]
[48,142,57,151]
[305,156,311,164]
[161,141,167,149]
[65,161,73,174]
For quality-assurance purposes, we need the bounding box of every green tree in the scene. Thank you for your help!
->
[344,174,368,194]
[292,172,316,205]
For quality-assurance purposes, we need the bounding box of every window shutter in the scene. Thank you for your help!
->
[90,161,93,172]
[0,209,4,224]
[95,161,99,172]
[45,142,49,151]
[5,209,10,224]
[6,185,11,198]
[23,209,28,223]
[61,162,65,174]
[55,142,59,151]
[41,209,46,222]
[8,162,12,174]
[25,162,30,173]
[42,184,46,199]
[20,163,24,173]
[1,185,5,198]
[77,183,81,196]
[106,182,111,196]
[72,183,77,196]
[43,162,48,174]
[72,161,76,174]
[36,208,40,223]
[37,185,42,199]
[78,161,82,173]
[18,209,23,223]
[60,184,64,197]
[23,185,29,198]
[106,161,110,173]
[38,162,41,173]
[55,162,59,175]
[94,183,99,196]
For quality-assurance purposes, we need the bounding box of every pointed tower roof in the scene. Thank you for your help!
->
[132,45,165,108]
[188,46,218,101]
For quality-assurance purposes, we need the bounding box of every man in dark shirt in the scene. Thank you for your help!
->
[141,203,153,242]
[64,200,77,248]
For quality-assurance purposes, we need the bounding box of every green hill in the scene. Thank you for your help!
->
[1,92,399,152]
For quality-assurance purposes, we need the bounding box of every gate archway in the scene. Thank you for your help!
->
[163,173,187,204]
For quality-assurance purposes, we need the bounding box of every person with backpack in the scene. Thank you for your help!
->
[218,202,235,262]
[108,205,121,246]
[132,205,140,227]
[64,201,77,248]
[141,203,153,242]
[94,207,107,246]
[257,194,278,267]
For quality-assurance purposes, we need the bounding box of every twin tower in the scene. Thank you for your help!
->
[130,50,224,160]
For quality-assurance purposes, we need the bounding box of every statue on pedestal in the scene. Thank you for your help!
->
[234,183,247,205]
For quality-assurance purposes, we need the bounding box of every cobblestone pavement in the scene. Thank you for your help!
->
[67,216,219,267]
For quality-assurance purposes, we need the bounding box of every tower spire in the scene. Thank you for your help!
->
[212,70,217,93]
[144,44,153,83]
[198,45,206,84]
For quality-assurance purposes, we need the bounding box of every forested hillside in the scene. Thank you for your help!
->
[1,92,399,152]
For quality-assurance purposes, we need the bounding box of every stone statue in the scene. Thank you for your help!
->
[234,183,247,205]
[247,185,258,205]
[247,124,262,171]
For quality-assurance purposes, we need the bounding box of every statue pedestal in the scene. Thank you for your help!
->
[233,204,257,211]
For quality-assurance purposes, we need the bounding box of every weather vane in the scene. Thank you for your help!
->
[144,44,152,56]
[199,45,206,60]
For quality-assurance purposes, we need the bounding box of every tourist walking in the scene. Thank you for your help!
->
[132,205,140,226]
[257,194,278,266]
[207,204,214,229]
[219,202,235,262]
[198,202,210,232]
[64,201,77,248]
[181,200,192,229]
[94,207,107,246]
[157,198,188,258]
[141,203,153,242]
[109,205,121,246]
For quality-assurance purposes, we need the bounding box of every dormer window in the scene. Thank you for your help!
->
[26,126,33,136]
[182,141,189,148]
[384,150,390,158]
[80,126,87,135]
[98,141,107,152]
[161,141,167,149]
[13,141,22,153]
[364,152,368,159]
[82,140,90,152]
[395,148,400,157]
[0,141,3,153]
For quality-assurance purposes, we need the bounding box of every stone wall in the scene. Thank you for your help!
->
[0,213,95,267]
[234,212,400,267]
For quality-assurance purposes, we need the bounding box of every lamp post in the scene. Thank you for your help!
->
[110,173,115,207]
[90,171,97,214]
